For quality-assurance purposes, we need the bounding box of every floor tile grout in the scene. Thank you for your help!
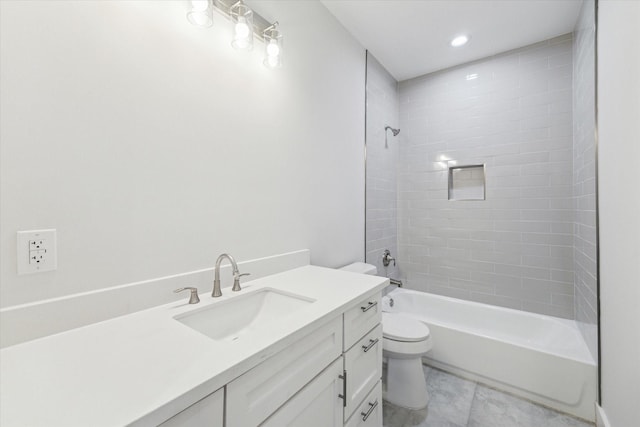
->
[464,380,478,427]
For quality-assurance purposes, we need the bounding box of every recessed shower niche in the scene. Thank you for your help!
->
[447,164,485,201]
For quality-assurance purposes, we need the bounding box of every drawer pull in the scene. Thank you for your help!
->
[362,338,379,353]
[360,301,377,312]
[361,399,378,422]
[338,371,347,408]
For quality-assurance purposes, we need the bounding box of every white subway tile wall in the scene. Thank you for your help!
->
[573,0,598,361]
[397,35,576,318]
[365,53,400,278]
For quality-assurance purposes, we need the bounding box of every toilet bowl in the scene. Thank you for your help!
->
[382,310,433,409]
[339,262,433,410]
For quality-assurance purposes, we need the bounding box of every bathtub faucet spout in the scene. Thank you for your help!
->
[389,278,403,288]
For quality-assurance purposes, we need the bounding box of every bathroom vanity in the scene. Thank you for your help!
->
[0,266,387,426]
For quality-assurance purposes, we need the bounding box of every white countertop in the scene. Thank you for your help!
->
[0,265,388,426]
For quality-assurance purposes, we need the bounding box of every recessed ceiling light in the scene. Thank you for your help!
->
[451,35,470,47]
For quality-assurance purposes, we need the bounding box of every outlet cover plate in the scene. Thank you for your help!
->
[17,229,57,275]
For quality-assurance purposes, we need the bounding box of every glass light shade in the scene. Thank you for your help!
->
[187,0,213,28]
[191,0,209,11]
[263,32,283,68]
[231,5,254,51]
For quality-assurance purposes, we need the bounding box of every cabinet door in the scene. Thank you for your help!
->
[344,292,382,350]
[344,324,383,420]
[159,388,223,427]
[227,317,342,427]
[261,357,344,427]
[345,381,382,427]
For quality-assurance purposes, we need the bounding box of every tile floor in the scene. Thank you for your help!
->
[383,366,595,427]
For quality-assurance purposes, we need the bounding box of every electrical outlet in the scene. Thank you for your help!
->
[29,249,47,265]
[29,239,47,250]
[17,229,57,275]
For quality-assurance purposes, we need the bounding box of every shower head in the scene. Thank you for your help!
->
[385,126,400,136]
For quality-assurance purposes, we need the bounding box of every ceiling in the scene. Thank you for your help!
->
[321,0,584,81]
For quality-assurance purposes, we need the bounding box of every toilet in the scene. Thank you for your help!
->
[339,262,433,410]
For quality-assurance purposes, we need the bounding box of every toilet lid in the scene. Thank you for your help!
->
[382,313,431,342]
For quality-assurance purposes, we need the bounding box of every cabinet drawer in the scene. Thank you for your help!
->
[226,316,342,427]
[345,381,382,427]
[344,323,383,420]
[261,357,344,427]
[159,388,223,427]
[343,292,382,350]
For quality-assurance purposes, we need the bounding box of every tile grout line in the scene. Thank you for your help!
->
[464,379,480,427]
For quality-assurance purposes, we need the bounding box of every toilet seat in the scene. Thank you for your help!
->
[382,313,431,342]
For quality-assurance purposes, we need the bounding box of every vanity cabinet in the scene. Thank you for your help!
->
[163,290,383,427]
[344,293,382,349]
[0,265,389,427]
[226,317,342,427]
[158,388,223,427]
[343,324,383,421]
[344,381,383,427]
[261,357,345,427]
[342,290,383,425]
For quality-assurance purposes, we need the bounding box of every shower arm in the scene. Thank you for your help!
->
[385,126,400,136]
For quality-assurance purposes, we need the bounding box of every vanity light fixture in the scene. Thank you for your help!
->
[230,1,254,51]
[186,0,284,68]
[450,35,470,47]
[263,23,283,68]
[186,0,213,28]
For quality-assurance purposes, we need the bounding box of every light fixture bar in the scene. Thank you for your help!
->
[211,0,273,41]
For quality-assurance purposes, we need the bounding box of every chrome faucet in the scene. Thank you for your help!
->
[174,287,200,304]
[382,249,396,267]
[212,253,250,297]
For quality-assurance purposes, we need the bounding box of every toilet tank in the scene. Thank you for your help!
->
[339,262,377,275]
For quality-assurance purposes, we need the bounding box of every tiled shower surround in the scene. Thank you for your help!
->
[573,0,598,360]
[366,53,401,279]
[397,35,577,318]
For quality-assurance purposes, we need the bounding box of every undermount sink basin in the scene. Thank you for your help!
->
[174,288,315,342]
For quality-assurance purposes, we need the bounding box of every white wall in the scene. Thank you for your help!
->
[0,1,365,308]
[397,36,577,318]
[598,1,640,426]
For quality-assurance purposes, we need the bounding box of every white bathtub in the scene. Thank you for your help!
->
[386,288,597,421]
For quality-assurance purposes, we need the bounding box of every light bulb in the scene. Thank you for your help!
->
[267,40,280,57]
[191,0,209,12]
[187,0,212,28]
[263,25,282,68]
[235,22,250,39]
[231,5,253,51]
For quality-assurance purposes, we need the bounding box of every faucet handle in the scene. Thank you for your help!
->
[382,249,396,267]
[174,287,200,304]
[232,272,250,292]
